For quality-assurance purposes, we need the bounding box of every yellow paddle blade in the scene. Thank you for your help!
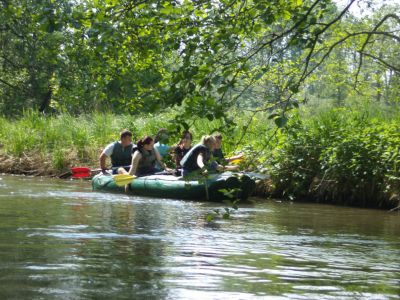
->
[113,174,136,186]
[231,156,245,165]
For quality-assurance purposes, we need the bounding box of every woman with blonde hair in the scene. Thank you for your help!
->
[180,135,223,177]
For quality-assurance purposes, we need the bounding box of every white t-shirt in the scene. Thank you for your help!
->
[102,142,116,157]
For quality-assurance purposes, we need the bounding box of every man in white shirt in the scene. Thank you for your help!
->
[99,129,134,174]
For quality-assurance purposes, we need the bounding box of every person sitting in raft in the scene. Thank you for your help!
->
[180,135,226,177]
[120,136,172,177]
[212,132,244,167]
[172,130,193,176]
[173,130,193,169]
[154,128,171,171]
[99,129,134,174]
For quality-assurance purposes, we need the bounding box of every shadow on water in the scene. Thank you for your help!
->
[0,175,399,299]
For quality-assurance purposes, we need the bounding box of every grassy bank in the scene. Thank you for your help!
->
[1,104,400,209]
[0,109,271,175]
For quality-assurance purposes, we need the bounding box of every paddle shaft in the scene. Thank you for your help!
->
[71,165,131,178]
[100,165,132,173]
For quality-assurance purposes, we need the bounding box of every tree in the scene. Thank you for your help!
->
[0,0,399,119]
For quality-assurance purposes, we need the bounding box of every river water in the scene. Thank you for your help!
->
[0,175,399,299]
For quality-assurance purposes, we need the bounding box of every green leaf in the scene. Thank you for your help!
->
[274,116,288,128]
[268,113,280,120]
[282,10,291,20]
[206,214,214,222]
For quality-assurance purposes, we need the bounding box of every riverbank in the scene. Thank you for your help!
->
[1,105,400,209]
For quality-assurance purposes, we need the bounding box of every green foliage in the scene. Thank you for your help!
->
[0,109,269,170]
[205,189,241,222]
[1,0,398,121]
[268,107,400,208]
[2,101,400,209]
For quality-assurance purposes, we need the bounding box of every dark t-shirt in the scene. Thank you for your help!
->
[181,144,210,171]
[173,145,191,168]
[213,148,225,163]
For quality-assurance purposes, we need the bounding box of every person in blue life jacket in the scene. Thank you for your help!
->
[119,136,172,177]
[154,128,171,171]
[180,135,226,177]
[99,129,134,174]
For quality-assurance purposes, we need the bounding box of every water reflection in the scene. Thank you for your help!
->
[0,175,399,299]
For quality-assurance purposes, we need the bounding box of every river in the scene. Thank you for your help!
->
[0,175,399,299]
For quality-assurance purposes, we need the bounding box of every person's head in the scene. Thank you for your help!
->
[137,136,154,151]
[154,128,169,144]
[120,129,133,147]
[200,135,216,150]
[179,130,193,149]
[213,132,223,149]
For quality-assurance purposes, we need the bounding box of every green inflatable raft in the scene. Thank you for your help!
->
[92,172,256,201]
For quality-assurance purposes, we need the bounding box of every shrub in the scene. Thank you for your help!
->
[268,108,400,208]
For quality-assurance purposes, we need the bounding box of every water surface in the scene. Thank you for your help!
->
[0,175,399,299]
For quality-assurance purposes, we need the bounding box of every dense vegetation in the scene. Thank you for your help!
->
[1,0,400,209]
[1,0,399,118]
[268,102,400,209]
[1,102,400,209]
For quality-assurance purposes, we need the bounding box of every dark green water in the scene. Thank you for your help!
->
[0,175,399,299]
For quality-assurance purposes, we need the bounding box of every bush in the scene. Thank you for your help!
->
[267,108,400,208]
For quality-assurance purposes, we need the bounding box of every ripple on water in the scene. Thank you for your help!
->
[0,175,399,299]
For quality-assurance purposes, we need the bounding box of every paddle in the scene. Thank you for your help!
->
[230,156,245,165]
[71,167,135,186]
[70,167,93,178]
[113,174,136,186]
[70,166,131,178]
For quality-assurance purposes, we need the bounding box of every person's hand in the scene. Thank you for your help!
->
[165,167,174,174]
[216,165,224,172]
[201,168,208,176]
[225,165,239,171]
[236,153,244,159]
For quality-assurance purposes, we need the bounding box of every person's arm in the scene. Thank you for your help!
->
[100,143,114,173]
[154,147,162,162]
[226,153,244,163]
[99,153,108,174]
[154,147,172,171]
[128,151,142,176]
[223,165,238,171]
[173,148,180,168]
[197,153,205,169]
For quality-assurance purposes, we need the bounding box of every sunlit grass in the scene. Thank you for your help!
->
[0,109,273,171]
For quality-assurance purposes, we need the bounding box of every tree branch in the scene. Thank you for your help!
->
[0,77,18,89]
[360,52,400,73]
[355,13,400,85]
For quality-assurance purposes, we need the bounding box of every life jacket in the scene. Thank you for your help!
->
[110,142,133,168]
[181,144,210,171]
[133,147,157,174]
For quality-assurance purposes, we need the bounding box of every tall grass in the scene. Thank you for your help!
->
[0,109,273,172]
